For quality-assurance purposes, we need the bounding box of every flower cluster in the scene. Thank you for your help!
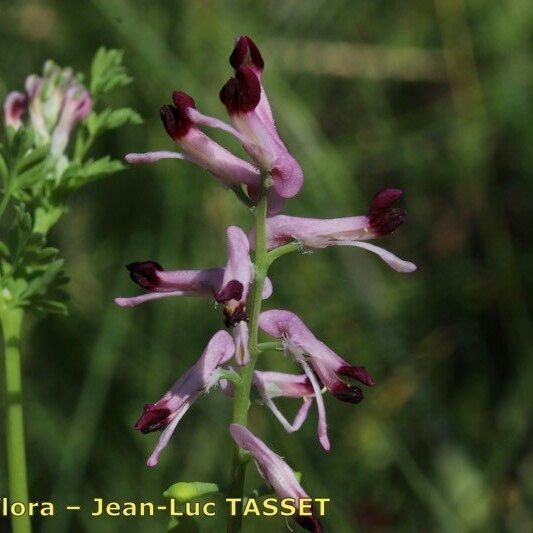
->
[119,36,416,532]
[4,60,92,158]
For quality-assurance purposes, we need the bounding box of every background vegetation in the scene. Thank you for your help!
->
[1,0,531,531]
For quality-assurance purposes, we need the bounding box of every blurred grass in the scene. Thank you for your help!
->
[0,0,532,531]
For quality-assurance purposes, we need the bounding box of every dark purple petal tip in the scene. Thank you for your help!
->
[230,36,264,72]
[160,91,196,139]
[295,514,324,533]
[219,66,261,115]
[330,382,364,404]
[337,365,376,387]
[126,261,163,290]
[134,404,171,434]
[214,280,244,304]
[368,188,406,236]
[370,188,403,212]
[172,90,196,111]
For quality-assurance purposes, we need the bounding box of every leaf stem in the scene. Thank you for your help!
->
[1,307,32,533]
[226,189,268,532]
[266,241,302,265]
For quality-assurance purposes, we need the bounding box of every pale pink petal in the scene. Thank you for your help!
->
[262,276,273,299]
[125,151,188,164]
[232,321,250,366]
[186,107,248,144]
[299,358,330,451]
[146,400,194,467]
[342,241,417,272]
[113,291,187,307]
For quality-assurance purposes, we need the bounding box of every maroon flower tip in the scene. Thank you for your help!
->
[331,382,364,404]
[134,404,171,434]
[6,93,28,121]
[338,365,376,387]
[370,188,403,212]
[171,90,196,111]
[295,512,324,533]
[160,102,193,140]
[214,280,244,304]
[368,188,406,236]
[229,36,264,72]
[126,261,163,290]
[219,66,261,115]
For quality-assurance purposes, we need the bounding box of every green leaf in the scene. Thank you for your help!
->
[33,299,68,315]
[0,152,8,186]
[0,241,10,258]
[87,108,142,136]
[90,48,132,98]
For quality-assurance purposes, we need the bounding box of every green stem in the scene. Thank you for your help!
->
[266,241,302,265]
[257,341,283,352]
[227,191,268,532]
[1,307,32,533]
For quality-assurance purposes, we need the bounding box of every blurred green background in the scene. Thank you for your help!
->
[1,0,532,531]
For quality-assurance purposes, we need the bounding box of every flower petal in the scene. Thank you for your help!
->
[342,241,417,272]
[125,151,188,164]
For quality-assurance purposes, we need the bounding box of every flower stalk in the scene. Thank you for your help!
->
[1,307,32,533]
[227,185,268,532]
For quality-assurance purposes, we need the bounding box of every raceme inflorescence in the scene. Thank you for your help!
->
[119,36,416,532]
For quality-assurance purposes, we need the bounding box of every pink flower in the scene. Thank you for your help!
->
[114,262,225,307]
[125,91,261,192]
[230,424,323,532]
[4,63,92,152]
[136,330,235,467]
[3,91,27,130]
[50,86,92,155]
[114,227,273,311]
[219,37,304,199]
[259,309,375,416]
[253,370,323,440]
[253,188,417,272]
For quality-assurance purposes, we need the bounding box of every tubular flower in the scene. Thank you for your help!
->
[259,309,375,448]
[253,370,318,435]
[253,188,417,273]
[3,91,27,130]
[114,262,225,307]
[125,90,261,192]
[219,37,304,199]
[114,228,273,310]
[214,226,253,326]
[135,330,235,467]
[230,424,323,533]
